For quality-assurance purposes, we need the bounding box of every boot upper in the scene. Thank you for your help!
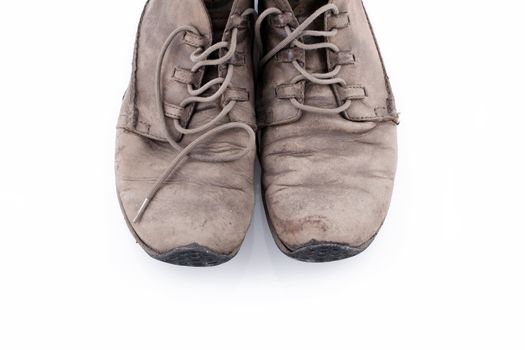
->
[116,0,257,256]
[257,0,398,250]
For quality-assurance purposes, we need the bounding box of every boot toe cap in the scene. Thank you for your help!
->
[115,130,255,265]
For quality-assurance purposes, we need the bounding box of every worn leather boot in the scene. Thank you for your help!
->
[115,0,257,267]
[256,0,398,262]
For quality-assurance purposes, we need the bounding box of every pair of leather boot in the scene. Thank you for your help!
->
[115,0,398,266]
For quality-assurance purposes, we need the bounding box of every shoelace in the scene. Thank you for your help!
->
[133,8,257,223]
[255,3,351,115]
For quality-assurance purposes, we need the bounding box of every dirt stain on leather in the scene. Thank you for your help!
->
[281,215,329,236]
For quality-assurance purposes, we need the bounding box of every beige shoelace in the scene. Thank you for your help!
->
[133,9,257,223]
[255,3,352,114]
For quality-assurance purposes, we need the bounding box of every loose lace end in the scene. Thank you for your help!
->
[133,198,150,224]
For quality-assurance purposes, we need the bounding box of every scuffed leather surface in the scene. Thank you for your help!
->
[327,0,397,122]
[116,128,255,255]
[262,117,397,248]
[259,0,398,249]
[121,0,212,141]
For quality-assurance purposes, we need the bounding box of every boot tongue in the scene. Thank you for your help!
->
[204,0,235,43]
[293,0,338,110]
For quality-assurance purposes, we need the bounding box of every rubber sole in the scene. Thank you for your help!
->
[117,192,237,267]
[153,243,234,267]
[287,241,373,263]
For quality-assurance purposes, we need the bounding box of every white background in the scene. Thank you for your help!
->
[1,0,524,348]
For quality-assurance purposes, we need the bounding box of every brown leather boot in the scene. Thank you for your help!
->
[256,0,399,262]
[115,0,257,267]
